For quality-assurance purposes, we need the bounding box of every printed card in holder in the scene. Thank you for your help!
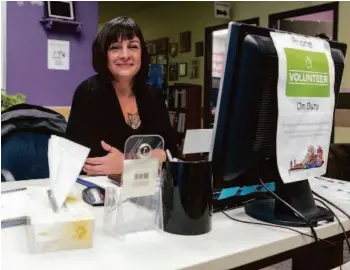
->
[122,158,159,198]
[103,135,164,238]
[123,134,164,196]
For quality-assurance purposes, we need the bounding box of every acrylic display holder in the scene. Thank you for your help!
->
[103,135,164,239]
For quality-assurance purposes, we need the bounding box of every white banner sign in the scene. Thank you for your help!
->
[270,32,335,183]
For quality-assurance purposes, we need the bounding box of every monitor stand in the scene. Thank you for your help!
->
[244,178,334,227]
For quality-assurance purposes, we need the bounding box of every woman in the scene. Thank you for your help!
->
[65,17,177,176]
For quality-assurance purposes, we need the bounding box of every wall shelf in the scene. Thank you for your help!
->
[40,18,82,33]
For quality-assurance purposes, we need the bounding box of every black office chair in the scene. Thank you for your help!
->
[327,143,350,181]
[1,104,67,181]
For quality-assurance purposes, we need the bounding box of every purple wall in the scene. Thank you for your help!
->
[7,1,98,106]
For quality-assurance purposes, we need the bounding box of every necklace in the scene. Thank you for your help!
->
[116,89,140,129]
[126,112,141,129]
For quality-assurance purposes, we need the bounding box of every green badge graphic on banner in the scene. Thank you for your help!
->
[285,48,330,97]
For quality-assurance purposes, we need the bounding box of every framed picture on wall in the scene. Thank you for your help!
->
[179,63,187,77]
[190,59,199,79]
[169,63,179,81]
[157,55,167,64]
[150,55,157,64]
[195,41,204,57]
[147,43,156,55]
[180,31,191,53]
[44,1,76,21]
[170,43,178,58]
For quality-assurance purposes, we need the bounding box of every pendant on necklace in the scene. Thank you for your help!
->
[127,112,141,129]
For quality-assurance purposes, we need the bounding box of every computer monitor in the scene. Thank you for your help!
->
[210,22,347,226]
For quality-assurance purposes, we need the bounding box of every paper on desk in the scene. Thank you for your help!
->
[1,189,29,222]
[309,177,350,202]
[183,129,213,155]
[1,187,49,228]
[49,135,90,209]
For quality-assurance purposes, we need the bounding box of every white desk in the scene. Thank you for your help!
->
[2,177,350,270]
[332,261,350,270]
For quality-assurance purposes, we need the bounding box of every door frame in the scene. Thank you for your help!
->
[268,2,339,41]
[203,17,260,128]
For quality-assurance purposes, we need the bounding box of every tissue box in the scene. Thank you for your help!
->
[26,188,95,253]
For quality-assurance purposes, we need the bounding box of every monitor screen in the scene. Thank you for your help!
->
[48,1,74,20]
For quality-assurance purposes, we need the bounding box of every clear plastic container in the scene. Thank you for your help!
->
[103,135,165,239]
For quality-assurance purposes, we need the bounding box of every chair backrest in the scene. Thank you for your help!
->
[1,104,67,181]
[327,143,350,181]
[1,132,51,180]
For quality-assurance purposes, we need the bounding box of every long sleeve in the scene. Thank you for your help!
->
[65,81,104,158]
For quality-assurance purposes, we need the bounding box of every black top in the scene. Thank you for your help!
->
[65,75,177,158]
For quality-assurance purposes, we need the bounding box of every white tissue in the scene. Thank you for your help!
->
[48,136,60,192]
[48,135,90,209]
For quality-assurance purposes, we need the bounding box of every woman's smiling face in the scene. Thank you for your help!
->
[107,36,142,81]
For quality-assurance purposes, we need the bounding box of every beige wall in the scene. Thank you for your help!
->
[335,109,350,143]
[335,127,350,143]
[48,107,71,120]
[99,1,350,91]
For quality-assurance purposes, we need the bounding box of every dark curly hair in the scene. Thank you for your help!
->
[92,17,149,91]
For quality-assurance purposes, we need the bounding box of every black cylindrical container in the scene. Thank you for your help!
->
[162,161,213,235]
